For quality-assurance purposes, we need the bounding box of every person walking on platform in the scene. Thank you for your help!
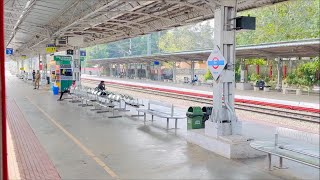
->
[32,70,35,82]
[58,80,76,101]
[97,81,105,91]
[34,70,41,89]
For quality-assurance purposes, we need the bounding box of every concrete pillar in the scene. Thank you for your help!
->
[190,61,195,81]
[283,64,287,78]
[42,54,47,83]
[269,64,273,79]
[209,0,238,136]
[276,58,283,91]
[256,65,260,75]
[109,64,113,77]
[240,59,247,83]
[145,64,150,80]
[173,62,177,83]
[134,64,138,79]
[157,63,161,81]
[73,47,81,86]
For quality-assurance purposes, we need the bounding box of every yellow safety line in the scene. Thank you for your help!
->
[26,96,119,179]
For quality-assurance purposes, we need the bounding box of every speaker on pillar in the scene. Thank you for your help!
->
[235,16,256,30]
[66,49,74,55]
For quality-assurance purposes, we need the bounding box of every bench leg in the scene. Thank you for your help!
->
[144,113,146,124]
[151,115,154,122]
[274,156,288,169]
[167,118,169,130]
[268,153,272,170]
[175,119,178,129]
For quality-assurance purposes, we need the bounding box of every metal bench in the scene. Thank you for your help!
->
[250,127,319,170]
[282,88,302,95]
[136,100,185,130]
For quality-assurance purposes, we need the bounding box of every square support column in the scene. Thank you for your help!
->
[109,64,113,77]
[145,64,150,80]
[208,1,240,136]
[134,64,138,79]
[276,57,283,91]
[173,62,177,83]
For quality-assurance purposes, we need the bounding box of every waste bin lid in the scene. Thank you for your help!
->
[202,107,213,114]
[187,106,204,115]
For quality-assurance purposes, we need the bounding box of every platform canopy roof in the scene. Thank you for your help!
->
[5,0,289,57]
[88,38,320,64]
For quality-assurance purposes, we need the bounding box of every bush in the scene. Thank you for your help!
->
[249,73,261,82]
[285,58,319,87]
[204,69,213,80]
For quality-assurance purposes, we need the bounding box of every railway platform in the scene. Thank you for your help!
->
[6,72,320,179]
[83,75,320,105]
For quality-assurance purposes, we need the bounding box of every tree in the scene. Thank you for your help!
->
[236,0,319,45]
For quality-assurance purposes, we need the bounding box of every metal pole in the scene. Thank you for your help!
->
[0,0,8,178]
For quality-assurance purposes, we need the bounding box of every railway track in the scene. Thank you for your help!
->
[82,79,320,124]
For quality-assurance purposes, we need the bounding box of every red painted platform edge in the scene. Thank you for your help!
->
[82,77,320,113]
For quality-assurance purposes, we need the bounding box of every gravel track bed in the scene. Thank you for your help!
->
[84,82,319,134]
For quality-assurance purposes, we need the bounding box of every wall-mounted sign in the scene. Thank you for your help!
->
[80,50,86,56]
[6,48,13,55]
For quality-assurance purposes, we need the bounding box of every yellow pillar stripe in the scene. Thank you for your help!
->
[26,96,119,179]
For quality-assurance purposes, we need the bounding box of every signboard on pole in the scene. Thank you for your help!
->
[46,44,56,53]
[54,55,72,62]
[206,46,226,81]
[6,48,13,55]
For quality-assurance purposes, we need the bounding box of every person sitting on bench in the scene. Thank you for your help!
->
[58,81,76,101]
[97,81,105,91]
[191,75,198,84]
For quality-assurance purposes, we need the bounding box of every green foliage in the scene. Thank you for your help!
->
[237,0,320,45]
[204,69,213,81]
[84,0,319,61]
[159,21,214,52]
[245,58,266,65]
[249,73,261,82]
[286,58,320,86]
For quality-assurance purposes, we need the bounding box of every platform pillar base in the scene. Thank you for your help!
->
[186,121,265,159]
[236,83,253,90]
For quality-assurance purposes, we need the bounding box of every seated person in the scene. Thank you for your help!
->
[191,75,198,83]
[58,81,76,101]
[97,81,105,91]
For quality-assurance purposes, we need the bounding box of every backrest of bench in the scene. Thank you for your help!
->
[148,100,174,116]
[276,127,319,145]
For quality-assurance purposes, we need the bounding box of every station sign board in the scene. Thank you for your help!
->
[54,55,72,62]
[206,46,226,81]
[21,55,27,59]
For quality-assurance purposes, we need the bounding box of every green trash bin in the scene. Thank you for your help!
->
[186,106,204,129]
